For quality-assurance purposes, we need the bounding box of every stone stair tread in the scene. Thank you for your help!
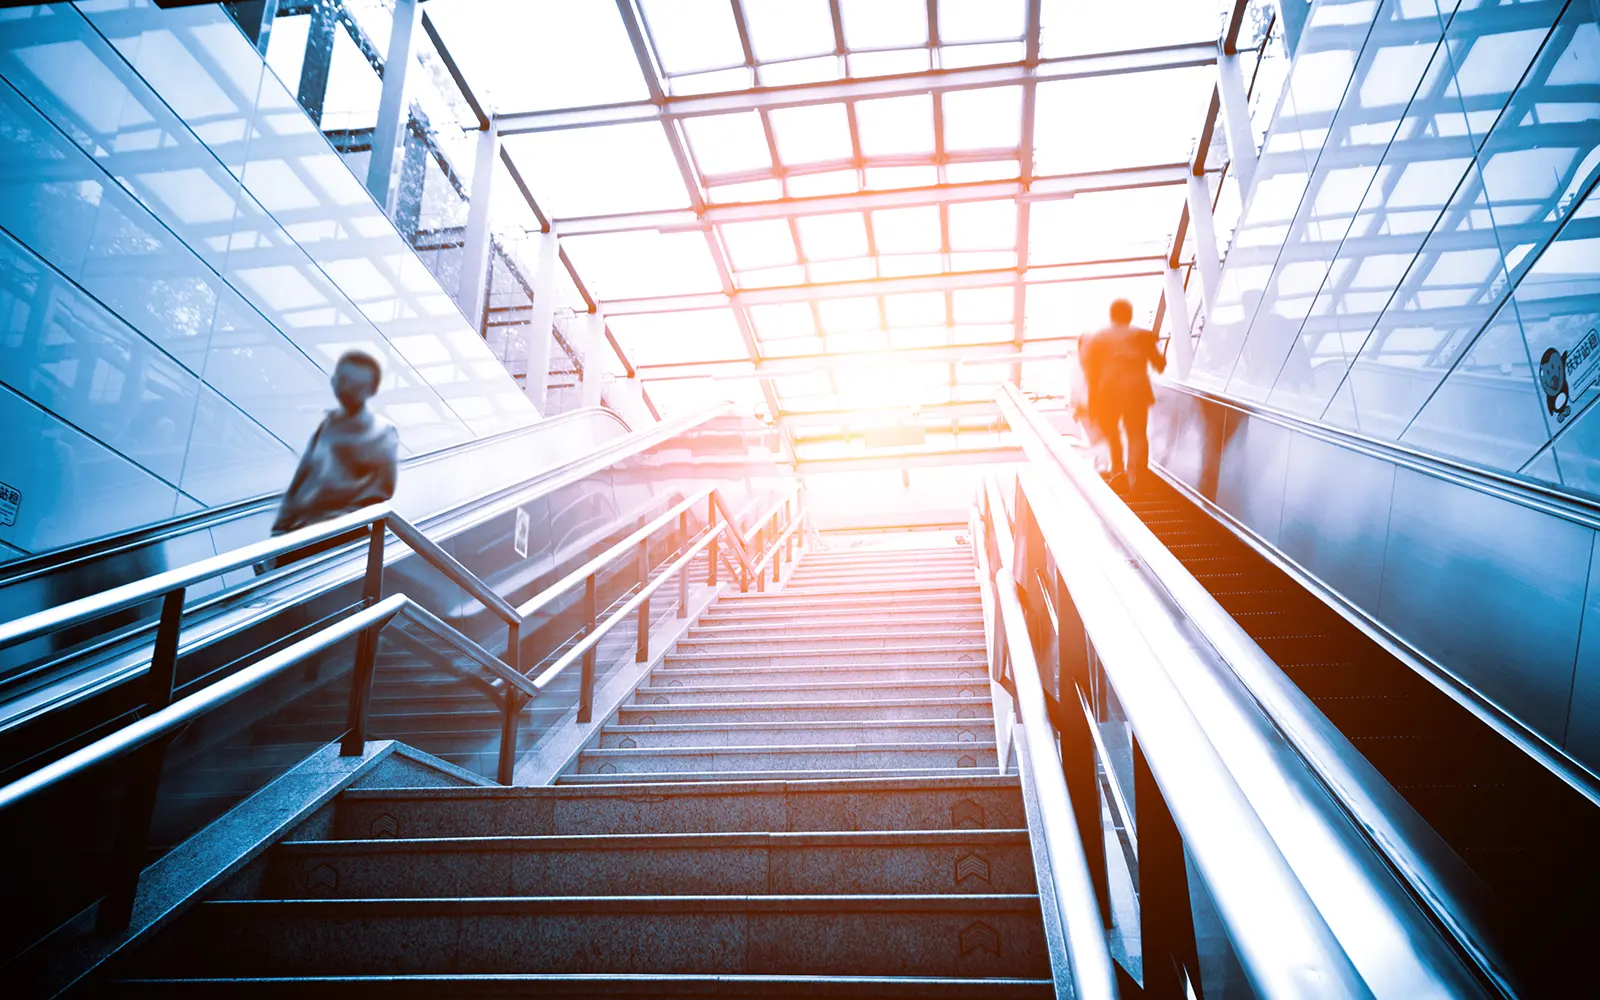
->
[605,719,993,734]
[558,768,1003,783]
[279,829,1030,852]
[109,973,1052,998]
[581,741,999,757]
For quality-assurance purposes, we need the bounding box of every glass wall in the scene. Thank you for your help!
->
[0,0,537,559]
[1186,0,1599,495]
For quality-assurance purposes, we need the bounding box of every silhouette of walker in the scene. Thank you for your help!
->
[1078,299,1165,493]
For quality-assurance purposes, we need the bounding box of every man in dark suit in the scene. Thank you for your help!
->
[1079,299,1166,492]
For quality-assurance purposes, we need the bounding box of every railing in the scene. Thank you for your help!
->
[979,384,1505,998]
[0,479,805,934]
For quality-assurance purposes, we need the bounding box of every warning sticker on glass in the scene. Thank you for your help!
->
[0,481,19,527]
[1540,328,1600,423]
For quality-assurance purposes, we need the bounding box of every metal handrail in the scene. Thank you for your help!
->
[985,558,1121,1000]
[387,516,519,625]
[531,521,725,693]
[514,488,714,621]
[752,506,806,577]
[1000,383,1518,995]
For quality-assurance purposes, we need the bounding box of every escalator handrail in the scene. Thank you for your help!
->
[971,499,1119,1000]
[1000,383,1520,995]
[0,405,633,587]
[0,591,527,813]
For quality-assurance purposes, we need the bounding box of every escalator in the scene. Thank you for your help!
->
[1126,474,1600,995]
[0,402,789,968]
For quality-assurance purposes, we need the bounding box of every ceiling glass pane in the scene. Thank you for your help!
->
[885,291,948,326]
[721,219,798,269]
[743,0,838,62]
[640,0,745,74]
[1040,0,1225,57]
[818,296,882,334]
[856,94,936,155]
[1029,186,1187,263]
[945,160,1021,182]
[943,87,1023,150]
[939,41,1026,67]
[865,165,941,188]
[707,179,784,202]
[683,112,773,175]
[797,212,870,259]
[849,49,931,77]
[668,67,755,95]
[810,258,879,282]
[560,231,723,299]
[840,0,928,49]
[759,56,842,86]
[504,123,691,216]
[608,308,749,364]
[953,287,1015,323]
[939,0,1027,43]
[735,264,807,287]
[788,171,860,197]
[872,206,943,253]
[949,200,1017,250]
[770,103,854,164]
[750,302,818,339]
[1034,67,1215,172]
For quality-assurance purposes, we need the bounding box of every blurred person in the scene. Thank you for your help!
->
[1079,299,1165,493]
[263,350,399,570]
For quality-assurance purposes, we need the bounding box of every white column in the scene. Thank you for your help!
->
[1186,172,1223,315]
[609,376,651,426]
[366,0,421,210]
[1216,53,1258,199]
[456,127,500,326]
[1163,266,1194,378]
[580,311,606,410]
[521,230,560,413]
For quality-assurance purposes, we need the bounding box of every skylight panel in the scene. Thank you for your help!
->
[950,250,1018,270]
[504,124,691,217]
[856,94,936,156]
[608,308,749,365]
[840,0,928,49]
[707,179,785,202]
[871,205,942,253]
[559,230,723,299]
[885,292,948,327]
[891,326,950,349]
[818,296,882,334]
[865,166,940,189]
[953,287,1015,324]
[669,67,755,96]
[736,265,807,288]
[878,253,946,276]
[809,258,878,282]
[770,103,854,164]
[640,0,745,74]
[763,336,826,358]
[1034,68,1214,173]
[948,200,1017,250]
[721,219,797,270]
[750,302,818,340]
[743,0,838,62]
[943,87,1023,150]
[828,329,890,353]
[945,160,1020,182]
[759,57,843,87]
[939,0,1027,43]
[849,50,931,77]
[787,171,860,197]
[939,42,1025,68]
[797,212,870,259]
[683,112,773,175]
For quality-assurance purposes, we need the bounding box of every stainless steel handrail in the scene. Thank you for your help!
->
[986,559,1121,1000]
[387,516,519,625]
[1001,383,1518,995]
[532,522,726,693]
[0,594,405,812]
[1005,460,1373,998]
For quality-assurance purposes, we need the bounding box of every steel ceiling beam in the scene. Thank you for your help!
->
[599,256,1168,314]
[1011,0,1043,385]
[493,40,1219,134]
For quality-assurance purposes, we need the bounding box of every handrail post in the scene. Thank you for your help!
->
[99,586,185,932]
[341,522,386,757]
[497,691,522,785]
[677,511,690,617]
[636,538,650,662]
[707,494,719,587]
[755,523,767,593]
[578,573,596,723]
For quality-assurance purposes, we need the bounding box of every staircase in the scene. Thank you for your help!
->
[108,544,1054,996]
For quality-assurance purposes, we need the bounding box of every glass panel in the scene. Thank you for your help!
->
[608,309,750,365]
[942,86,1023,151]
[1034,67,1215,173]
[684,112,774,176]
[742,0,837,63]
[797,212,870,260]
[769,103,854,165]
[640,0,745,74]
[503,123,693,217]
[560,231,724,299]
[721,219,798,270]
[948,200,1017,251]
[939,0,1027,43]
[839,0,928,49]
[856,94,935,156]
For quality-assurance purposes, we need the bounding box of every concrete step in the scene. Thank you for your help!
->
[616,699,997,725]
[648,664,989,686]
[598,719,994,748]
[632,678,992,705]
[799,552,973,568]
[575,742,999,775]
[264,829,1034,898]
[662,647,986,670]
[333,776,1028,838]
[140,895,1049,978]
[709,588,979,611]
[558,768,1002,784]
[687,616,984,639]
[111,973,1053,998]
[784,570,974,587]
[699,605,983,628]
[674,631,984,654]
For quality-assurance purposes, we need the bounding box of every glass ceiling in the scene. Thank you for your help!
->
[424,0,1246,463]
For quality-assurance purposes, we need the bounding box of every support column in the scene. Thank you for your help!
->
[297,0,337,126]
[1216,52,1257,198]
[457,127,501,329]
[580,311,606,410]
[1163,266,1194,378]
[366,0,421,210]
[522,230,560,413]
[1186,172,1223,315]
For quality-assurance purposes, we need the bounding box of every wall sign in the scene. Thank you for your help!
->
[1541,328,1600,423]
[0,482,19,527]
[514,507,530,559]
